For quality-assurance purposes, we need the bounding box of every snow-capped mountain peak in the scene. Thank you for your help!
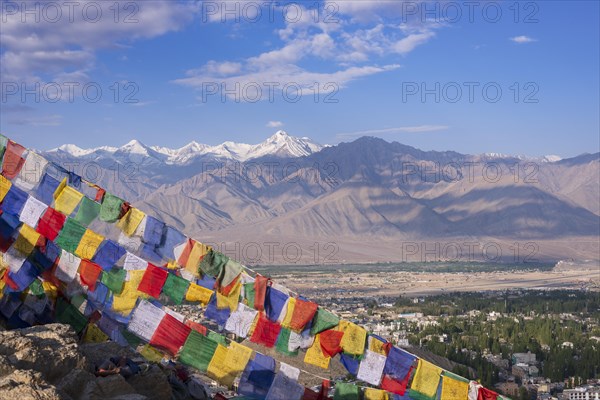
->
[47,131,325,164]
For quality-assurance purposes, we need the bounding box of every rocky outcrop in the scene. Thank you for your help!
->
[0,324,174,400]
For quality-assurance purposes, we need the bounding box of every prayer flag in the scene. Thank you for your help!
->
[357,349,387,386]
[179,330,219,372]
[163,272,190,304]
[99,193,124,222]
[250,313,281,348]
[74,197,101,226]
[150,313,191,356]
[36,207,66,241]
[127,299,166,342]
[339,320,367,356]
[54,184,84,216]
[411,359,443,399]
[137,263,168,298]
[304,334,331,369]
[75,229,104,260]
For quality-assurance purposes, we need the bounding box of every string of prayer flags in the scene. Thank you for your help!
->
[2,140,26,180]
[185,282,213,305]
[440,373,470,400]
[357,349,387,386]
[99,193,124,222]
[149,313,191,356]
[250,313,282,348]
[338,320,367,356]
[176,239,210,276]
[334,382,361,400]
[137,263,168,298]
[127,299,166,342]
[74,197,101,227]
[304,334,331,369]
[265,372,305,400]
[218,258,243,289]
[411,359,443,399]
[179,330,219,373]
[117,207,145,236]
[310,307,340,335]
[162,272,190,304]
[225,302,258,338]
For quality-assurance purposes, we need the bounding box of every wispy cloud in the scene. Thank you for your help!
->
[510,35,538,44]
[336,125,449,140]
[266,121,284,128]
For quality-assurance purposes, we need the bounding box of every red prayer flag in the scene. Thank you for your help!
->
[36,208,66,241]
[250,313,281,348]
[150,313,191,356]
[185,320,208,336]
[289,298,318,331]
[79,260,102,291]
[177,239,195,266]
[478,387,499,400]
[94,187,106,202]
[319,329,344,357]
[219,274,239,296]
[381,369,412,396]
[137,263,168,298]
[2,141,26,179]
[303,388,319,400]
[318,380,331,400]
[253,274,269,311]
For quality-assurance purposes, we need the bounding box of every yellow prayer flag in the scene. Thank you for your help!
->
[441,375,469,400]
[14,224,41,255]
[112,270,145,315]
[281,297,296,329]
[185,241,210,275]
[83,323,109,343]
[369,335,387,355]
[54,184,84,215]
[117,207,145,236]
[0,175,11,202]
[207,344,230,384]
[338,320,367,356]
[304,334,331,369]
[0,273,5,300]
[166,260,180,270]
[221,342,253,386]
[185,282,213,305]
[42,281,58,299]
[364,388,389,400]
[75,229,104,260]
[216,279,241,311]
[53,178,67,200]
[140,344,165,363]
[411,359,443,398]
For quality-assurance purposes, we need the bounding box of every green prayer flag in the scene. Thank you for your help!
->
[74,196,101,226]
[334,382,360,400]
[122,329,144,348]
[0,134,7,161]
[443,371,470,383]
[207,331,227,346]
[162,273,190,305]
[55,218,87,254]
[99,193,124,223]
[101,268,127,294]
[243,283,255,307]
[179,331,218,372]
[310,307,340,335]
[55,297,88,334]
[28,279,45,297]
[199,249,228,277]
[409,389,437,400]
[275,327,299,357]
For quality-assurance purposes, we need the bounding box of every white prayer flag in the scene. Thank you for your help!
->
[357,349,386,386]
[127,299,166,342]
[14,151,48,191]
[55,249,81,282]
[19,195,48,228]
[225,302,258,338]
[279,362,300,381]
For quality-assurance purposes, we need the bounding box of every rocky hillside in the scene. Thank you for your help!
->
[0,324,173,400]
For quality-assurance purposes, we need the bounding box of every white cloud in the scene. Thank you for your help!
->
[510,35,537,44]
[336,125,449,140]
[267,121,284,128]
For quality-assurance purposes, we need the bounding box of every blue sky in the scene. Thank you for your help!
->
[1,0,598,158]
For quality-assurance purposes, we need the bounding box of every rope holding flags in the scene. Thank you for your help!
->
[0,134,506,400]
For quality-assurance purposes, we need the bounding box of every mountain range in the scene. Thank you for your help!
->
[43,132,600,264]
